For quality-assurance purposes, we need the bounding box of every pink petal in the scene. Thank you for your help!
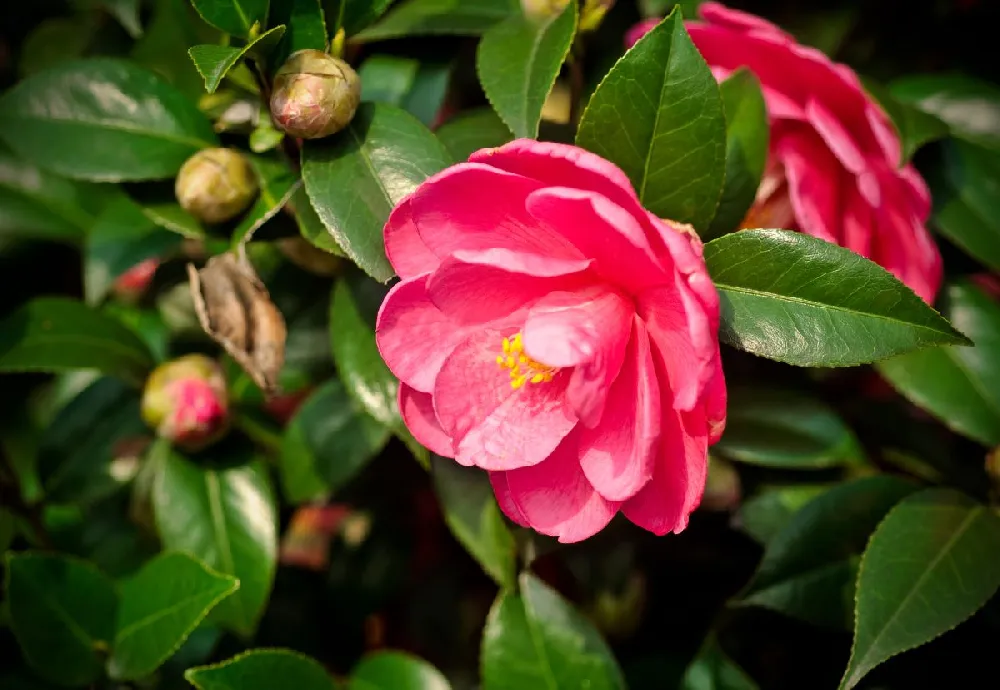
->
[384,197,439,280]
[524,187,667,292]
[865,102,902,168]
[900,164,932,220]
[427,248,594,325]
[490,471,530,527]
[503,432,620,543]
[522,285,632,368]
[433,330,578,470]
[399,385,454,457]
[376,276,468,393]
[698,1,792,40]
[701,353,728,445]
[625,18,660,49]
[578,318,660,502]
[842,183,874,260]
[806,98,866,175]
[776,126,844,244]
[565,319,631,429]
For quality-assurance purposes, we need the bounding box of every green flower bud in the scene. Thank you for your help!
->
[141,354,230,452]
[175,148,258,224]
[270,49,361,139]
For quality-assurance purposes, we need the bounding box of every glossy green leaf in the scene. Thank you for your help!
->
[356,0,518,41]
[350,651,451,689]
[232,154,299,246]
[436,107,514,162]
[5,552,118,686]
[929,139,1000,272]
[576,8,726,230]
[108,552,238,680]
[482,572,626,690]
[706,69,768,239]
[431,455,516,589]
[477,0,577,139]
[292,185,344,255]
[360,55,420,106]
[302,103,451,282]
[737,484,830,545]
[0,59,217,182]
[740,476,917,631]
[189,25,286,94]
[280,379,390,503]
[704,229,970,366]
[190,0,270,37]
[142,200,208,239]
[716,387,860,468]
[132,0,215,101]
[400,61,453,127]
[152,448,277,638]
[330,0,394,36]
[864,79,948,165]
[680,637,758,690]
[877,280,1000,446]
[891,73,1000,151]
[0,298,156,384]
[0,146,109,241]
[842,489,1000,689]
[187,649,337,690]
[271,0,327,66]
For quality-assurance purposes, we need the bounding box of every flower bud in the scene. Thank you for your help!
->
[270,49,361,139]
[521,0,570,20]
[112,258,160,303]
[141,354,229,452]
[580,0,615,32]
[175,148,258,224]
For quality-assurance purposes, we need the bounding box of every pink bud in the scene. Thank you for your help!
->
[141,354,230,452]
[113,258,160,303]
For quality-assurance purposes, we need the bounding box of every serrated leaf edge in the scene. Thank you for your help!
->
[184,647,335,689]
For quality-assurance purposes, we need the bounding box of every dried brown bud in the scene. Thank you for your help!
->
[175,148,258,224]
[270,49,361,139]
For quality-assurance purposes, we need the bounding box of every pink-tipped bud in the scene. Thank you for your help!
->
[141,354,230,452]
[270,50,361,139]
[113,258,160,303]
[175,148,258,224]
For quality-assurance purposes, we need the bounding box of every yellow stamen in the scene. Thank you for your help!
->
[496,332,557,390]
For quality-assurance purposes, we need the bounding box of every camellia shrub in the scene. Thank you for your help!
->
[1,0,999,688]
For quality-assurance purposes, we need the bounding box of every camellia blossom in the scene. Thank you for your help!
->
[628,2,942,303]
[375,140,726,543]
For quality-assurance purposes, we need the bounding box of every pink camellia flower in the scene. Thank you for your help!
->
[375,139,726,543]
[627,3,942,303]
[141,354,230,452]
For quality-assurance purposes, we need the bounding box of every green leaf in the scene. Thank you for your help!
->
[5,552,118,686]
[86,195,182,304]
[877,280,1000,446]
[435,107,514,162]
[356,0,518,41]
[350,651,451,689]
[142,200,208,239]
[152,447,277,638]
[576,8,726,231]
[232,153,299,246]
[360,55,420,106]
[271,0,327,67]
[189,0,271,37]
[0,146,109,242]
[332,0,394,36]
[18,18,94,77]
[737,484,830,545]
[864,79,949,165]
[100,0,144,37]
[703,229,971,366]
[706,69,768,239]
[189,25,287,94]
[477,0,577,139]
[715,387,861,469]
[0,297,156,385]
[891,73,1000,152]
[0,58,218,182]
[740,476,917,631]
[399,61,453,128]
[929,139,1000,273]
[301,103,451,282]
[132,0,216,101]
[108,552,238,680]
[680,637,758,690]
[482,572,626,690]
[292,185,344,255]
[841,489,1000,689]
[280,379,390,503]
[431,455,516,589]
[186,649,338,690]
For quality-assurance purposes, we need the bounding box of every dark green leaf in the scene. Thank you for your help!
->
[152,448,277,638]
[142,200,208,239]
[877,280,1000,446]
[356,0,518,42]
[0,510,14,553]
[716,387,861,468]
[435,107,513,162]
[293,186,345,255]
[477,0,577,139]
[271,0,327,67]
[737,484,830,545]
[482,573,626,690]
[929,139,1000,272]
[842,489,1000,689]
[280,379,390,503]
[740,476,917,631]
[5,552,118,686]
[301,103,451,282]
[704,229,970,366]
[0,298,156,384]
[400,61,453,127]
[431,455,516,589]
[108,552,238,680]
[680,637,758,690]
[186,649,338,690]
[189,25,287,94]
[232,154,299,246]
[350,651,451,689]
[132,0,216,101]
[0,59,218,182]
[891,73,1000,151]
[190,0,271,37]
[360,55,420,106]
[706,69,768,239]
[864,79,949,165]
[18,18,94,77]
[333,0,395,36]
[576,9,726,230]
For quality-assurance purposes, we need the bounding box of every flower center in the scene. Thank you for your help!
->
[496,333,557,390]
